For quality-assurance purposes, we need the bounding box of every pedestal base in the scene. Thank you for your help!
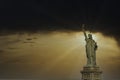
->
[81,66,102,80]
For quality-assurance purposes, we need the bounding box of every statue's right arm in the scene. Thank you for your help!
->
[82,24,87,39]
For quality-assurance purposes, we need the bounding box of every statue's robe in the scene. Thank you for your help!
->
[85,38,97,66]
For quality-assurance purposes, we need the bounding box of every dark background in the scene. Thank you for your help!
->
[0,0,120,44]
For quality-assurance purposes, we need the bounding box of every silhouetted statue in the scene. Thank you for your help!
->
[82,24,97,66]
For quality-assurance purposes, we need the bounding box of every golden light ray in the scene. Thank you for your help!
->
[40,37,82,74]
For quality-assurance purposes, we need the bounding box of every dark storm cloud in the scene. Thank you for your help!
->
[0,0,120,45]
[2,39,21,46]
[0,50,4,53]
[23,41,35,44]
[26,38,33,41]
[22,37,36,43]
[7,47,18,50]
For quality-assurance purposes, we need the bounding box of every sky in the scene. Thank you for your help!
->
[0,0,120,80]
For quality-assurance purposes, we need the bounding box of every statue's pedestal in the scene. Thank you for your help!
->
[81,66,102,80]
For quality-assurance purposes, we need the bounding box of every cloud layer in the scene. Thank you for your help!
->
[0,32,119,80]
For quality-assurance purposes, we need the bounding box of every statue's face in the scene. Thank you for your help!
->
[88,34,92,39]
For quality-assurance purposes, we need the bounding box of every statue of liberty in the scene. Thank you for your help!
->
[82,24,98,66]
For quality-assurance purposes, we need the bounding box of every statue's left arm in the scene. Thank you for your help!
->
[95,42,98,50]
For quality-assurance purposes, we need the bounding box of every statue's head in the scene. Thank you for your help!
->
[88,34,92,39]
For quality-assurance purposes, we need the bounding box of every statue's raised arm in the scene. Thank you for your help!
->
[82,24,87,39]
